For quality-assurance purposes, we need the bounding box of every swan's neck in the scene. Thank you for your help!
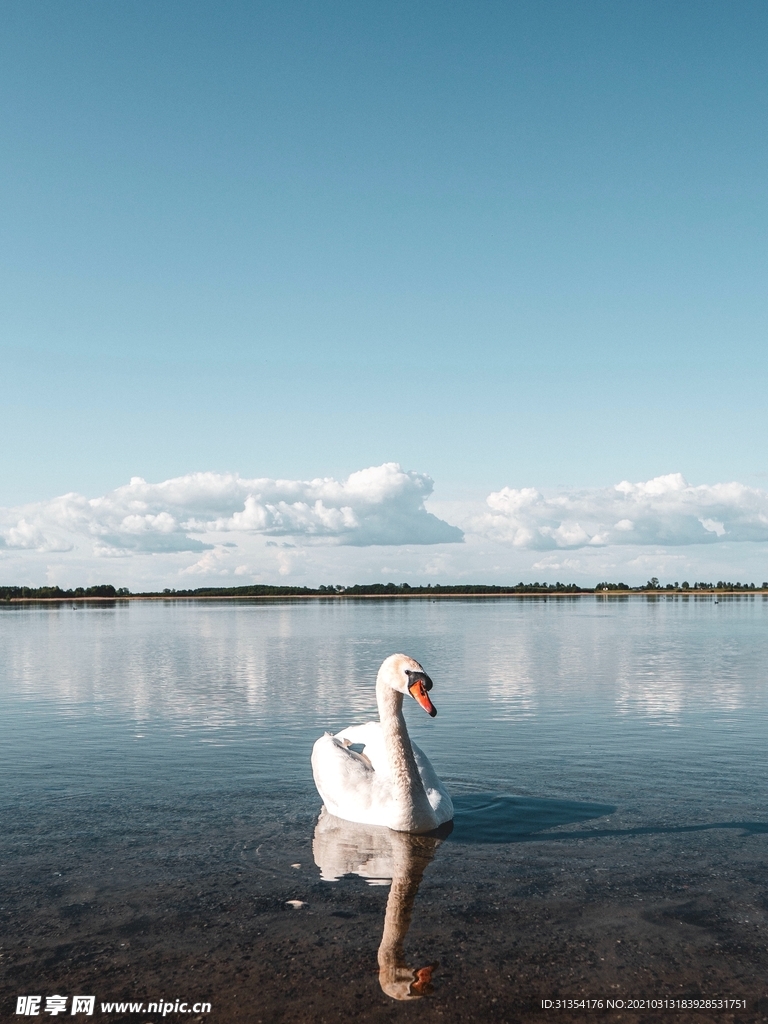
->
[376,678,431,828]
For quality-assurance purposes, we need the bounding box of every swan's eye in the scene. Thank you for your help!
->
[406,669,433,691]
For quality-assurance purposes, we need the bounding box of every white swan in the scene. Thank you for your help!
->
[311,654,454,833]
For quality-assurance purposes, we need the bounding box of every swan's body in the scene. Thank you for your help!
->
[311,654,454,833]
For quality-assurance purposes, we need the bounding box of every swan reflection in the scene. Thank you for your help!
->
[313,808,448,1000]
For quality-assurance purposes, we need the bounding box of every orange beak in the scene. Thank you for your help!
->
[409,680,437,717]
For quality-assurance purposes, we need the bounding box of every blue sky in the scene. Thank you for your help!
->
[2,1,768,587]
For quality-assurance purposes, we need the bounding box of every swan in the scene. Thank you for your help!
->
[311,654,454,833]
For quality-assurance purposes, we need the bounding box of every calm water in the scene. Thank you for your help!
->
[2,596,766,1021]
[3,596,766,812]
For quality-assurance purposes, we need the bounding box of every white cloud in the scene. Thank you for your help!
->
[179,546,232,576]
[3,518,73,553]
[475,473,768,550]
[4,468,768,590]
[0,463,462,559]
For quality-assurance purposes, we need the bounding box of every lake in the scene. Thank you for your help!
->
[1,597,766,1021]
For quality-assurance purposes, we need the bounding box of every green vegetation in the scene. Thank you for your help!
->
[637,579,760,592]
[146,582,590,597]
[0,584,125,601]
[338,582,587,595]
[2,580,765,602]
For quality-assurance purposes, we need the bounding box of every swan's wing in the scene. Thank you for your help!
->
[333,722,390,776]
[411,741,454,825]
[312,732,379,821]
[334,722,377,745]
[312,729,398,827]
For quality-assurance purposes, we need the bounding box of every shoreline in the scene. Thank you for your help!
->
[2,589,766,604]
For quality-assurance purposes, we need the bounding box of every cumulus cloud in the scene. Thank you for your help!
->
[475,473,768,550]
[0,463,462,558]
[6,467,768,589]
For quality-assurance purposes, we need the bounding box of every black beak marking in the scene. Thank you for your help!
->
[406,670,433,692]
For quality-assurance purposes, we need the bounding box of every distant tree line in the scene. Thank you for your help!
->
[3,580,766,602]
[0,585,126,601]
[1,581,589,600]
[138,582,590,596]
[337,582,587,595]
[637,579,764,592]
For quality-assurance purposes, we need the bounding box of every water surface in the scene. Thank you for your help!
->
[1,597,766,1021]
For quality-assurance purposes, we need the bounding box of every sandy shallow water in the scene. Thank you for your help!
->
[2,787,766,1023]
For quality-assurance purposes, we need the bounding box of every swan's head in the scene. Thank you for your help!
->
[378,654,437,717]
